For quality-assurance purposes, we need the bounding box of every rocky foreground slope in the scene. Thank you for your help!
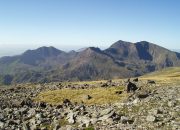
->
[0,77,179,130]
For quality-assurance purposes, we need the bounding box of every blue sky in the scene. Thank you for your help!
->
[0,0,180,56]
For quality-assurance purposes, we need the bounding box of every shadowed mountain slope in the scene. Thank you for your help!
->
[0,40,179,84]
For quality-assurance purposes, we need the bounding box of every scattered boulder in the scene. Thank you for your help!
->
[11,100,22,108]
[101,83,108,87]
[121,116,130,124]
[126,82,138,93]
[38,101,47,108]
[56,104,63,109]
[100,108,113,116]
[146,115,156,122]
[63,99,71,105]
[98,108,116,121]
[27,108,36,117]
[99,110,115,121]
[52,120,61,130]
[66,111,75,124]
[132,98,140,104]
[137,92,149,99]
[147,80,156,84]
[107,80,112,83]
[77,116,90,127]
[21,98,34,107]
[115,91,123,95]
[124,78,130,83]
[22,122,29,130]
[90,118,98,124]
[150,109,162,115]
[35,113,43,119]
[82,95,92,100]
[133,78,138,82]
[168,101,176,107]
[0,121,5,129]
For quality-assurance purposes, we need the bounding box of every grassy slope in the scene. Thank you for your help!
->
[34,67,180,105]
[142,67,180,78]
[34,86,127,105]
[140,67,180,85]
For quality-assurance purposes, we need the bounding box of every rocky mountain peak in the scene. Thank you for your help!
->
[110,40,132,49]
[0,40,179,84]
[23,46,64,57]
[79,47,103,56]
[20,46,65,65]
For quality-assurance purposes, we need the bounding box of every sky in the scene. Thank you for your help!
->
[0,0,180,57]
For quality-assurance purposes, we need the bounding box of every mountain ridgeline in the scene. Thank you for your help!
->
[0,41,180,85]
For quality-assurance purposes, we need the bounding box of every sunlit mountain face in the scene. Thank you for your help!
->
[0,40,179,85]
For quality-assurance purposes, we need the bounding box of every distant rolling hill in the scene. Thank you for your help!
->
[0,40,180,85]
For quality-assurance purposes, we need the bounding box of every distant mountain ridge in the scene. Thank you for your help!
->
[0,40,179,85]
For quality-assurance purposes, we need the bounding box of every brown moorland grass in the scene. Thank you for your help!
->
[34,86,127,105]
[140,67,180,85]
[34,67,180,106]
[142,67,180,78]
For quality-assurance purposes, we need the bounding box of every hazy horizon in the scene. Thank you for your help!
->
[0,43,108,57]
[0,41,179,58]
[0,0,180,57]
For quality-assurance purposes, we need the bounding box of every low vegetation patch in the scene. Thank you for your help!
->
[142,67,180,78]
[140,67,180,86]
[34,86,127,105]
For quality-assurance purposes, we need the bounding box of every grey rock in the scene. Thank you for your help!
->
[27,108,36,117]
[146,115,156,122]
[90,118,98,124]
[133,78,138,82]
[121,116,129,124]
[0,113,4,120]
[19,107,28,114]
[126,82,138,93]
[53,124,61,130]
[73,105,85,111]
[63,99,71,105]
[169,111,178,118]
[30,124,37,130]
[82,95,92,100]
[77,116,90,127]
[14,119,21,125]
[29,118,36,127]
[168,101,176,107]
[41,126,48,130]
[12,100,22,107]
[99,108,113,116]
[147,80,156,84]
[132,98,140,104]
[66,111,75,124]
[101,83,108,87]
[65,125,73,130]
[52,120,61,130]
[35,113,42,119]
[137,92,149,99]
[22,122,29,130]
[0,121,5,129]
[99,110,115,121]
[150,109,161,115]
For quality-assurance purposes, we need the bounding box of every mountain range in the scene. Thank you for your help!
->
[0,40,180,85]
